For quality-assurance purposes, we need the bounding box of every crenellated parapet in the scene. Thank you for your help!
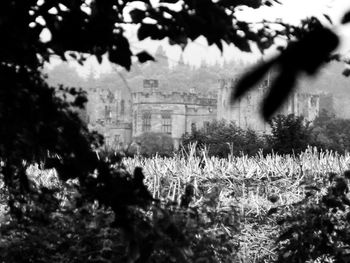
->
[132,90,217,106]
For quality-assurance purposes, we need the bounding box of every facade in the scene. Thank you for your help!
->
[86,87,132,149]
[86,79,217,149]
[318,92,335,115]
[278,92,319,122]
[132,80,217,149]
[217,77,321,132]
[217,78,269,132]
[86,75,331,149]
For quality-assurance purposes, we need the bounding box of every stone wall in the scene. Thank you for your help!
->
[132,90,217,149]
[86,87,133,149]
[217,77,321,132]
[217,78,269,132]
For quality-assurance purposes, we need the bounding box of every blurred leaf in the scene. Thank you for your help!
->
[233,25,339,120]
[159,0,180,3]
[262,68,297,119]
[136,51,155,63]
[138,24,164,41]
[231,59,274,101]
[129,9,146,23]
[343,68,350,77]
[268,194,279,203]
[341,11,350,24]
[267,207,278,215]
[323,14,333,24]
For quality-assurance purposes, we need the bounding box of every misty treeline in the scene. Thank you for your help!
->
[46,45,248,95]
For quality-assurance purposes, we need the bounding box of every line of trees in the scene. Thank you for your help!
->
[182,111,350,157]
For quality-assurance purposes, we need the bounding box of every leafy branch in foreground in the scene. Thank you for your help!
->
[271,171,350,263]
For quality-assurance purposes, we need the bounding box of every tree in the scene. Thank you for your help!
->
[312,109,350,153]
[182,120,265,157]
[267,114,313,154]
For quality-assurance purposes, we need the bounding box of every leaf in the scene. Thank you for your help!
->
[138,24,165,41]
[109,35,132,70]
[264,1,273,7]
[215,40,223,53]
[231,59,275,102]
[136,51,155,63]
[159,0,180,3]
[323,14,332,24]
[343,68,350,77]
[267,207,278,215]
[277,227,296,242]
[341,11,350,24]
[129,9,146,23]
[344,170,350,179]
[234,25,338,120]
[268,194,279,203]
[304,185,320,191]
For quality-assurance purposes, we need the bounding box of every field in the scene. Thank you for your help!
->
[4,146,350,262]
[123,146,350,262]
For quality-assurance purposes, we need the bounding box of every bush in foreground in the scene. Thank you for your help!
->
[0,159,240,263]
[272,171,350,263]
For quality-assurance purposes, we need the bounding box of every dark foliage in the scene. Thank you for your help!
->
[182,120,265,157]
[0,173,240,263]
[312,110,350,153]
[266,114,314,154]
[271,171,350,263]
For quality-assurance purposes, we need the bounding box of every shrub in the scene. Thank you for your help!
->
[182,120,265,157]
[0,166,240,263]
[272,171,350,263]
[312,109,350,153]
[266,114,314,154]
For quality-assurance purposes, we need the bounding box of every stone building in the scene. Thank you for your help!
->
[85,74,326,149]
[86,86,132,149]
[318,92,335,115]
[278,92,319,122]
[217,78,269,132]
[85,78,217,149]
[217,77,321,132]
[132,79,217,149]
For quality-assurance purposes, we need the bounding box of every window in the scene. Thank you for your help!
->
[161,113,172,134]
[134,112,137,133]
[191,122,196,134]
[120,100,125,115]
[115,103,119,122]
[143,79,159,89]
[203,121,210,134]
[105,105,112,123]
[113,135,120,146]
[142,112,151,132]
